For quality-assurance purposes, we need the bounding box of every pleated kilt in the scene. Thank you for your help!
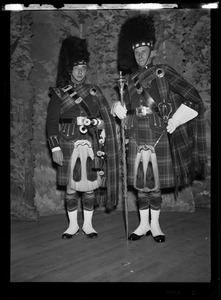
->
[127,114,175,189]
[57,136,77,186]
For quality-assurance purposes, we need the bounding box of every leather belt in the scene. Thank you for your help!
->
[61,118,76,123]
[61,117,85,125]
[61,117,103,127]
[129,106,153,117]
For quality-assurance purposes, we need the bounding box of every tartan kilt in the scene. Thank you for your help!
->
[57,136,100,187]
[57,137,74,186]
[127,115,175,189]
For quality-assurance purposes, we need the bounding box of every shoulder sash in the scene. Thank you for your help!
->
[53,84,93,116]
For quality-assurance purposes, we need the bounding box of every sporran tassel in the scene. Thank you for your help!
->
[146,162,155,189]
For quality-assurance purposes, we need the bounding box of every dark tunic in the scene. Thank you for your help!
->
[123,63,207,189]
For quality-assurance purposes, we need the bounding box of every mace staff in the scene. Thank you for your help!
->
[117,71,129,239]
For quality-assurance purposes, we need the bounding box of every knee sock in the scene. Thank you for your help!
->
[82,192,97,234]
[63,192,79,235]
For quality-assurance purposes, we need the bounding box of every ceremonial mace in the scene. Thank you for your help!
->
[117,71,129,239]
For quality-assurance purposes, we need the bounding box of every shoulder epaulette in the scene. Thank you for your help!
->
[61,84,72,93]
[50,87,61,98]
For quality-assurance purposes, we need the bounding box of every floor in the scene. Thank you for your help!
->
[10,208,211,284]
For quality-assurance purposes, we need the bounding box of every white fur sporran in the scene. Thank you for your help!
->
[67,140,102,192]
[133,145,160,192]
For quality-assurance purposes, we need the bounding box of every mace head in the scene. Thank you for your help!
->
[117,71,127,90]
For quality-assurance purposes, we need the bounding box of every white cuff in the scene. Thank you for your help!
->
[173,104,198,125]
[52,147,61,152]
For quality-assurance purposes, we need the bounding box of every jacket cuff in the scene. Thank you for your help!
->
[48,135,60,149]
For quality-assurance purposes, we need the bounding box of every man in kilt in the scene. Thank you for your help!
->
[112,15,207,242]
[47,36,119,239]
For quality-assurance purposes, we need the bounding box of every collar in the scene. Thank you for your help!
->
[70,76,86,88]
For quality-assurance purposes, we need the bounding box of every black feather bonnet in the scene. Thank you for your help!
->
[56,36,90,87]
[117,14,156,74]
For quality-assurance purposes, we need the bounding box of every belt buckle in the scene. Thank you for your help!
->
[77,116,86,125]
[136,105,146,117]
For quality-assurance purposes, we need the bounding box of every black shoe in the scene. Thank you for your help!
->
[82,229,98,238]
[62,229,79,239]
[128,230,151,241]
[152,235,165,243]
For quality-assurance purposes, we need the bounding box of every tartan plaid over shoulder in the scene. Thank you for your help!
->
[157,64,208,185]
[91,85,120,209]
[125,63,208,188]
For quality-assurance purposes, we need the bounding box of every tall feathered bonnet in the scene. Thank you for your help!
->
[117,14,156,74]
[56,36,90,87]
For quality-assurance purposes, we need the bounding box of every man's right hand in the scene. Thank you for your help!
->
[52,150,63,166]
[112,101,127,119]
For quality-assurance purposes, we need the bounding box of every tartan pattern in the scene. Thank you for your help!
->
[125,63,207,189]
[50,87,77,115]
[61,90,81,115]
[138,190,162,210]
[156,64,208,184]
[82,191,95,211]
[65,191,80,211]
[59,84,96,115]
[94,86,120,209]
[60,91,75,114]
[54,83,119,209]
[127,119,175,189]
[57,138,77,186]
